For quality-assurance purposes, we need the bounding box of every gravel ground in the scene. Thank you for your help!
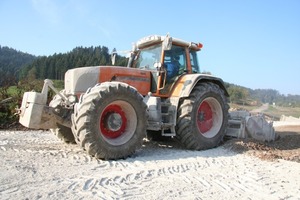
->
[224,125,300,163]
[0,125,299,200]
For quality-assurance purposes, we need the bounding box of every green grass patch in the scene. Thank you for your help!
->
[230,103,300,119]
[6,79,64,96]
[265,105,300,118]
[229,103,261,112]
[7,86,19,96]
[52,80,64,91]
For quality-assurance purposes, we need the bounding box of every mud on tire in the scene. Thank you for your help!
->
[176,82,229,150]
[72,82,147,160]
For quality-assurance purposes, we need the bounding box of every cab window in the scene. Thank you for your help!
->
[134,44,162,70]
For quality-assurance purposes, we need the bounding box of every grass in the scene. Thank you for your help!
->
[7,86,19,96]
[266,105,300,119]
[229,103,260,112]
[230,103,300,119]
[6,80,64,96]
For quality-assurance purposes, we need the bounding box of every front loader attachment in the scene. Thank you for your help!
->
[227,111,277,142]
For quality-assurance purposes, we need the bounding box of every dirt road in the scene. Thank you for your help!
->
[0,129,299,200]
[251,103,269,113]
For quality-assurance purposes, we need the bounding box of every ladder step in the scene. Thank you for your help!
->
[161,102,171,106]
[161,122,173,127]
[162,132,176,137]
[228,119,243,125]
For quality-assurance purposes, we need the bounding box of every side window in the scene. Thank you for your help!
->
[189,51,200,73]
[164,45,186,80]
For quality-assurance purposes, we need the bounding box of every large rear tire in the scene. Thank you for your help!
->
[176,82,229,150]
[72,82,147,160]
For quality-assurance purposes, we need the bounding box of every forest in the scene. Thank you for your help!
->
[0,45,300,128]
[18,46,127,80]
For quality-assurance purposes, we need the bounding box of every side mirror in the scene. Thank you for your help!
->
[153,62,162,76]
[153,62,162,70]
[162,34,172,51]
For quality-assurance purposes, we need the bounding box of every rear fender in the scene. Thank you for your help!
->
[171,74,229,98]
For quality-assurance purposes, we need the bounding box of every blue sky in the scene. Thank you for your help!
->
[0,0,299,95]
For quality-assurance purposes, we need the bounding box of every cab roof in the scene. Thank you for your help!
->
[135,35,203,51]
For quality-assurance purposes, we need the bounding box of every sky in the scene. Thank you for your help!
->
[0,0,299,95]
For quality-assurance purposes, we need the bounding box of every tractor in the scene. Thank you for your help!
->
[19,35,234,160]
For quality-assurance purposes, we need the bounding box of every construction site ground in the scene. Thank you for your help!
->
[224,125,300,163]
[0,124,299,199]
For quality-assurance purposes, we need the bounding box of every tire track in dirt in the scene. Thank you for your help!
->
[0,131,98,164]
[65,155,259,198]
[0,131,263,198]
[1,131,300,199]
[83,155,295,199]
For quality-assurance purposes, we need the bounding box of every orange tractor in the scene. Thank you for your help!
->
[19,35,231,159]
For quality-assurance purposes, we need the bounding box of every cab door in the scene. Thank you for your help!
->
[158,45,188,96]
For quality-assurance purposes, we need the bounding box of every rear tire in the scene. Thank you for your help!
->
[176,82,229,150]
[72,82,147,160]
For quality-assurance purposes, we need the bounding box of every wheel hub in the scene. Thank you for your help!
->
[106,113,122,131]
[197,101,213,133]
[100,104,127,139]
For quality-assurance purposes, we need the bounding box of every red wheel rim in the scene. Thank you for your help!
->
[197,101,213,134]
[100,104,127,138]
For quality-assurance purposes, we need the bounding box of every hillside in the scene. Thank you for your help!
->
[225,83,300,107]
[0,46,36,86]
[1,44,299,107]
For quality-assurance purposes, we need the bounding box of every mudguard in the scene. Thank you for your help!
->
[171,74,229,98]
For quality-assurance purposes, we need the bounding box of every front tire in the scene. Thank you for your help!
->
[176,82,229,150]
[72,82,147,160]
[50,124,75,143]
[49,91,75,143]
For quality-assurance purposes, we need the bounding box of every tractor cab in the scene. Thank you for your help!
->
[127,35,202,96]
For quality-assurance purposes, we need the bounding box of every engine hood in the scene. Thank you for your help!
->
[64,66,152,96]
[64,66,101,94]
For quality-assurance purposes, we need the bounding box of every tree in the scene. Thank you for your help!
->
[227,85,249,104]
[0,46,36,85]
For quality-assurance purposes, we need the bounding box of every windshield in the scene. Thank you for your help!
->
[190,51,200,73]
[134,44,162,70]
